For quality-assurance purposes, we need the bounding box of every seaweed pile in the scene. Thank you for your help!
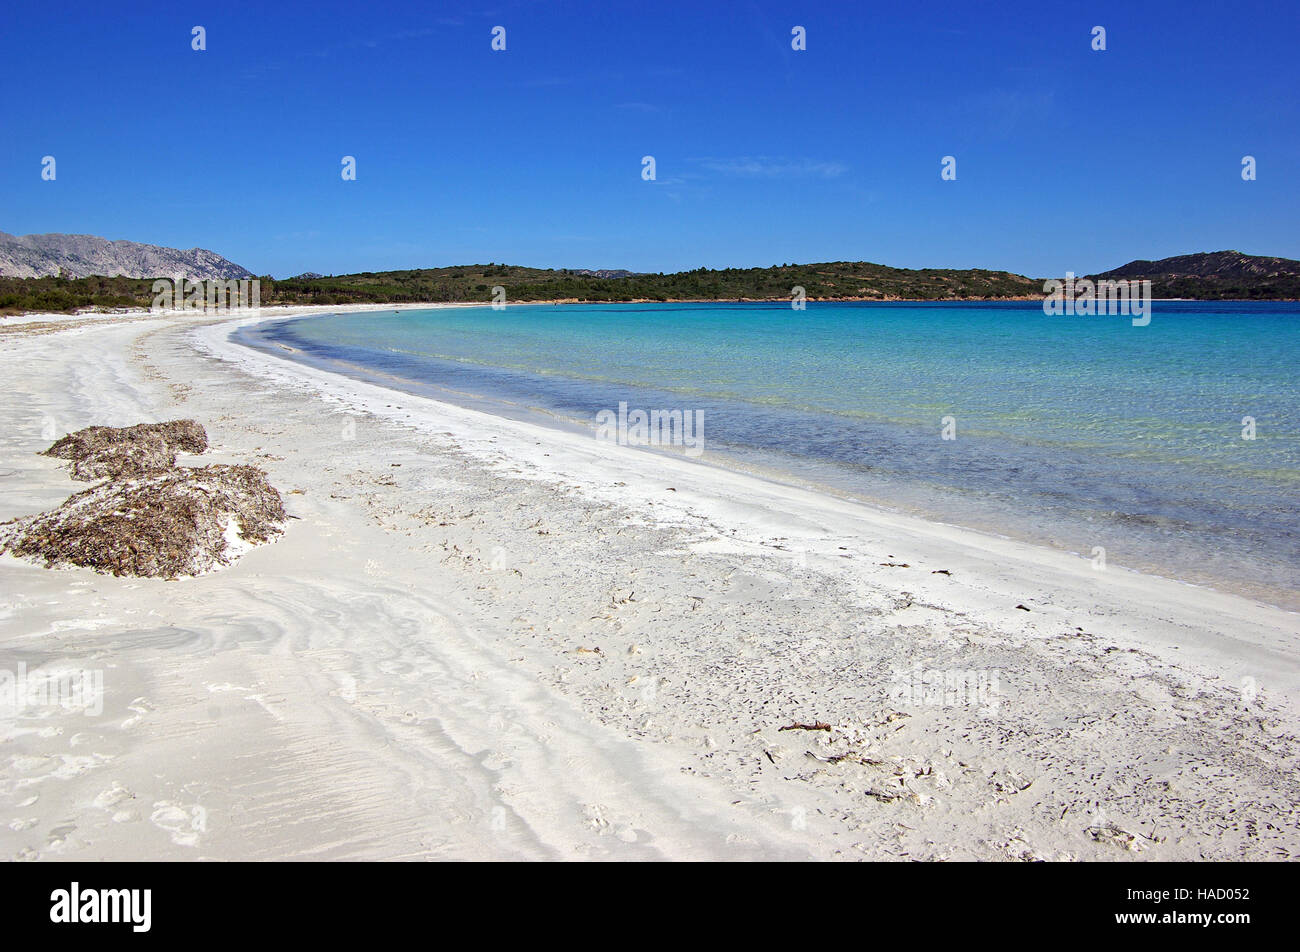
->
[1,421,285,578]
[43,419,208,481]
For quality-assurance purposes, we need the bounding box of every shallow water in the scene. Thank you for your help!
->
[237,301,1300,610]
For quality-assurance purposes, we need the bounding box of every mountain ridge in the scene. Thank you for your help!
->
[0,231,253,281]
[1088,250,1300,299]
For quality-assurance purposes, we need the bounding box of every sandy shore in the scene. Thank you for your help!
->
[1,305,1297,861]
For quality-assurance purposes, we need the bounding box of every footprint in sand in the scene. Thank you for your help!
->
[122,697,155,730]
[10,755,48,774]
[93,781,135,811]
[46,822,78,849]
[149,801,208,847]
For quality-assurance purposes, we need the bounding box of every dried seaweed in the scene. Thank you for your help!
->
[2,463,284,578]
[43,420,208,481]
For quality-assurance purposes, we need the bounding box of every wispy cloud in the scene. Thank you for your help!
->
[959,84,1057,138]
[693,156,848,179]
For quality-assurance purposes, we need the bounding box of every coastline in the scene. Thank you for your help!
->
[241,302,1300,613]
[1,306,1297,860]
[7,292,1299,325]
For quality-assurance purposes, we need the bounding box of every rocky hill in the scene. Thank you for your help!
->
[0,231,253,281]
[1090,251,1300,299]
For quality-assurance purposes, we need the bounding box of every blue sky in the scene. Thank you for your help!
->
[2,0,1296,278]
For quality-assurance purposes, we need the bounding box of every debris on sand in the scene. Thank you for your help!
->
[43,420,209,481]
[1085,822,1161,852]
[1,464,285,578]
[779,721,833,732]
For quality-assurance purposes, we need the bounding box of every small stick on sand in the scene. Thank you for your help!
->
[779,721,832,732]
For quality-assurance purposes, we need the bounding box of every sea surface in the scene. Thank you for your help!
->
[237,301,1300,610]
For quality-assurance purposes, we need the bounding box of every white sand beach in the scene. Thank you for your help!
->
[1,306,1297,861]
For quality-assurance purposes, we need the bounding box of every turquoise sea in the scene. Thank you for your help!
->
[238,301,1300,609]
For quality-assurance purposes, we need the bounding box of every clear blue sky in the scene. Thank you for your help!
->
[2,0,1296,278]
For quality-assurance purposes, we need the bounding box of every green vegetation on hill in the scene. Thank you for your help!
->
[1,261,1040,314]
[0,275,156,314]
[5,251,1298,315]
[254,262,1042,304]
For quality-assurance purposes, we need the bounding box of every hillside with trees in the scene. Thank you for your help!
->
[2,260,1040,314]
[5,252,1298,315]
